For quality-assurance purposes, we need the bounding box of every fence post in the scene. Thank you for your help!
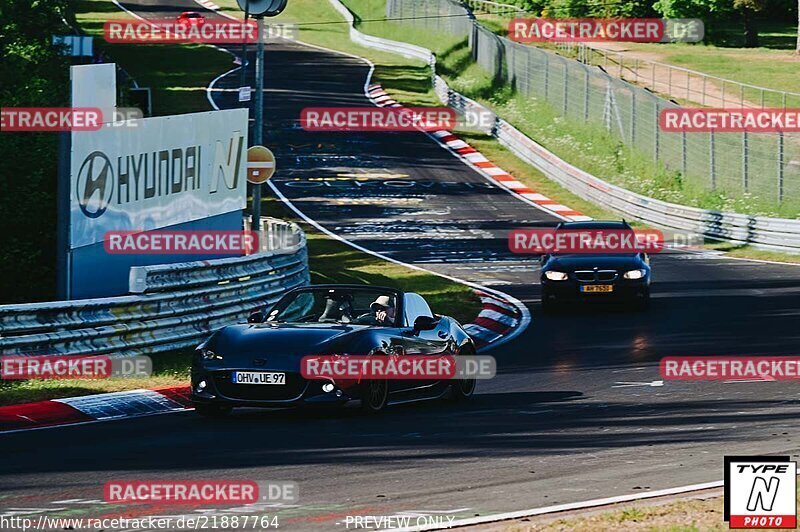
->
[651,62,656,92]
[710,131,716,190]
[630,90,636,144]
[583,69,589,121]
[702,76,707,106]
[654,101,659,163]
[778,132,784,203]
[742,131,749,192]
[681,130,687,177]
[562,62,568,115]
[544,52,549,101]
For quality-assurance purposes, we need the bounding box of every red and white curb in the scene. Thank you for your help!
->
[194,0,221,11]
[464,291,522,349]
[0,386,191,433]
[366,84,592,222]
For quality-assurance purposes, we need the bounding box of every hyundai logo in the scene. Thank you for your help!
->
[76,151,114,218]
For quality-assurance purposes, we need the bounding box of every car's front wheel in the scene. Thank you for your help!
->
[360,379,388,414]
[634,289,651,311]
[194,404,232,418]
[541,294,557,314]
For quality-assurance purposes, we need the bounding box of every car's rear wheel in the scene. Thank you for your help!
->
[361,379,388,414]
[450,346,477,401]
[194,404,232,418]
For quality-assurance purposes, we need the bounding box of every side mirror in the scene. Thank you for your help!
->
[540,254,551,265]
[248,310,265,323]
[413,315,438,333]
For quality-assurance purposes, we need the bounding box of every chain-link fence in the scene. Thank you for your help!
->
[556,43,800,110]
[386,0,800,211]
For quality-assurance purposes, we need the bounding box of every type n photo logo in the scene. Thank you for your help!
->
[724,456,797,529]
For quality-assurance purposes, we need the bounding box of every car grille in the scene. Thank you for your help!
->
[574,270,618,282]
[213,371,307,401]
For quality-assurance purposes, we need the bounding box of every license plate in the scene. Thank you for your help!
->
[231,371,285,385]
[581,284,614,293]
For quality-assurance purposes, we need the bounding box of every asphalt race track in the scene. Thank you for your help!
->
[1,1,799,529]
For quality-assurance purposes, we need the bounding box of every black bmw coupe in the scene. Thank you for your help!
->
[191,284,477,416]
[539,220,652,312]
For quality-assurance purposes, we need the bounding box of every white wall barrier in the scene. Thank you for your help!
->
[0,219,310,357]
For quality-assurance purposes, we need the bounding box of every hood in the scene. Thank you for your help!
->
[546,254,643,271]
[203,323,371,370]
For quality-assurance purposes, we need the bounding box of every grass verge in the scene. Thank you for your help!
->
[75,0,235,115]
[496,487,800,532]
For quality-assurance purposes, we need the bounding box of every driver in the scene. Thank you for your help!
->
[369,295,395,325]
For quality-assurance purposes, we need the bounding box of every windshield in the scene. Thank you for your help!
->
[265,287,400,327]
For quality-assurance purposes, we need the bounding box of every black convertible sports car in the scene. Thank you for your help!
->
[191,284,477,416]
[540,220,652,312]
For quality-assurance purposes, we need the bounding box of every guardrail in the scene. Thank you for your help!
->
[0,218,310,357]
[329,0,435,64]
[332,0,800,252]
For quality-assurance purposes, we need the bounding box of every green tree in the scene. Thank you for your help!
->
[0,0,71,303]
[654,0,766,46]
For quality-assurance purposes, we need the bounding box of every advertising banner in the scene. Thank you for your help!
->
[70,109,248,249]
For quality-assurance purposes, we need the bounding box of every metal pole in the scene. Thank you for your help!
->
[239,0,250,100]
[56,131,72,300]
[251,15,264,232]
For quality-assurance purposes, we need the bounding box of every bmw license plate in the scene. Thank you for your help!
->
[581,285,613,293]
[232,371,285,385]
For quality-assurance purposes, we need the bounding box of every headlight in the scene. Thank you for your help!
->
[201,348,222,361]
[544,270,568,281]
[623,269,646,280]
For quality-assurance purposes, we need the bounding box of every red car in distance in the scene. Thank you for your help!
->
[176,11,206,26]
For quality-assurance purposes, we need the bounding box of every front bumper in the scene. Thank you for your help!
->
[190,368,358,408]
[541,278,649,303]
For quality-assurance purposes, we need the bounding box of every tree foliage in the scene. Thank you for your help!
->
[0,0,71,302]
